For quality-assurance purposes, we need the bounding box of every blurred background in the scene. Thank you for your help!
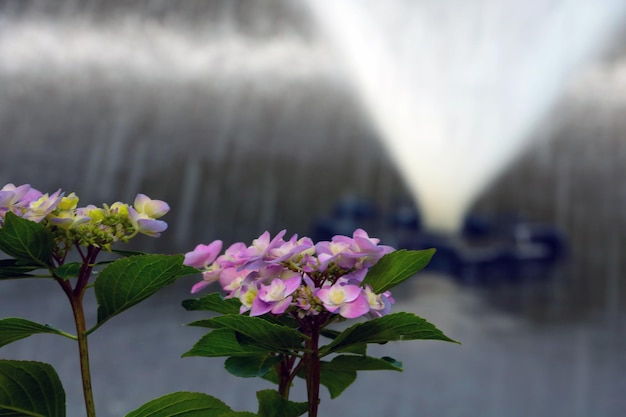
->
[1,0,625,416]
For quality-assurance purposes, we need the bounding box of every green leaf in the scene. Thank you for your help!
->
[328,354,403,372]
[95,254,190,326]
[201,316,304,354]
[318,364,355,400]
[318,355,403,399]
[182,329,271,358]
[224,355,281,378]
[182,293,242,315]
[321,312,459,355]
[362,249,436,293]
[0,318,71,348]
[53,262,82,280]
[256,390,307,417]
[0,212,53,268]
[111,249,145,257]
[186,319,219,329]
[216,412,257,417]
[125,392,231,417]
[0,360,65,417]
[0,259,40,279]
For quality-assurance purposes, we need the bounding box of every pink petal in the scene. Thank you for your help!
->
[339,293,370,318]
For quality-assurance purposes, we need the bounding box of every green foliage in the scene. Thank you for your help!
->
[321,312,459,355]
[192,315,304,354]
[54,262,82,280]
[0,259,40,279]
[362,248,435,293]
[256,390,307,417]
[125,390,307,417]
[224,355,281,378]
[318,355,402,398]
[125,392,231,417]
[0,318,71,348]
[182,293,242,315]
[0,360,65,417]
[0,212,53,269]
[94,254,193,327]
[183,329,272,358]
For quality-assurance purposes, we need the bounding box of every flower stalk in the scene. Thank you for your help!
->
[303,322,321,417]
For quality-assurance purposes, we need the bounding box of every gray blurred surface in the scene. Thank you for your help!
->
[2,274,625,417]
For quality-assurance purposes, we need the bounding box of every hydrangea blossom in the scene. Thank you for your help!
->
[185,229,395,320]
[0,183,170,249]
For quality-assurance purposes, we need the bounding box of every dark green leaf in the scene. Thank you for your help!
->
[0,318,70,348]
[125,392,231,417]
[256,390,307,417]
[216,412,257,417]
[321,312,459,355]
[0,360,65,417]
[328,354,403,372]
[111,249,145,257]
[0,212,53,268]
[53,262,82,280]
[182,329,270,358]
[317,355,402,399]
[260,368,280,385]
[320,328,340,340]
[362,249,436,293]
[259,314,299,329]
[186,319,218,329]
[0,259,40,279]
[95,254,190,326]
[224,355,281,378]
[203,316,304,353]
[182,293,242,315]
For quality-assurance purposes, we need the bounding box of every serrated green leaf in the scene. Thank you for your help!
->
[317,355,402,399]
[362,249,436,293]
[224,355,281,378]
[111,249,145,257]
[256,390,307,417]
[328,354,403,372]
[125,392,231,417]
[53,262,82,280]
[217,412,257,417]
[321,312,459,355]
[186,319,219,329]
[182,293,242,315]
[318,363,356,399]
[0,360,65,417]
[95,254,190,326]
[203,316,304,354]
[0,212,53,268]
[0,318,71,348]
[260,367,280,385]
[0,259,40,279]
[182,329,270,358]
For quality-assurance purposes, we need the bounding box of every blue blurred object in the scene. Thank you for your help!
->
[311,197,567,284]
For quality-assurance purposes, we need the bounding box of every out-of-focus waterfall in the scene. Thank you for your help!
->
[307,0,626,232]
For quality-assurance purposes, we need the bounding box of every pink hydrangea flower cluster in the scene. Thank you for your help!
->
[184,229,395,319]
[0,183,169,248]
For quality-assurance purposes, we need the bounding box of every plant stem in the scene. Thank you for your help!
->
[304,322,321,417]
[55,245,100,417]
[70,294,97,417]
[277,357,292,399]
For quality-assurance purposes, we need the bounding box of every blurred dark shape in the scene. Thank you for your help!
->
[312,197,567,284]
